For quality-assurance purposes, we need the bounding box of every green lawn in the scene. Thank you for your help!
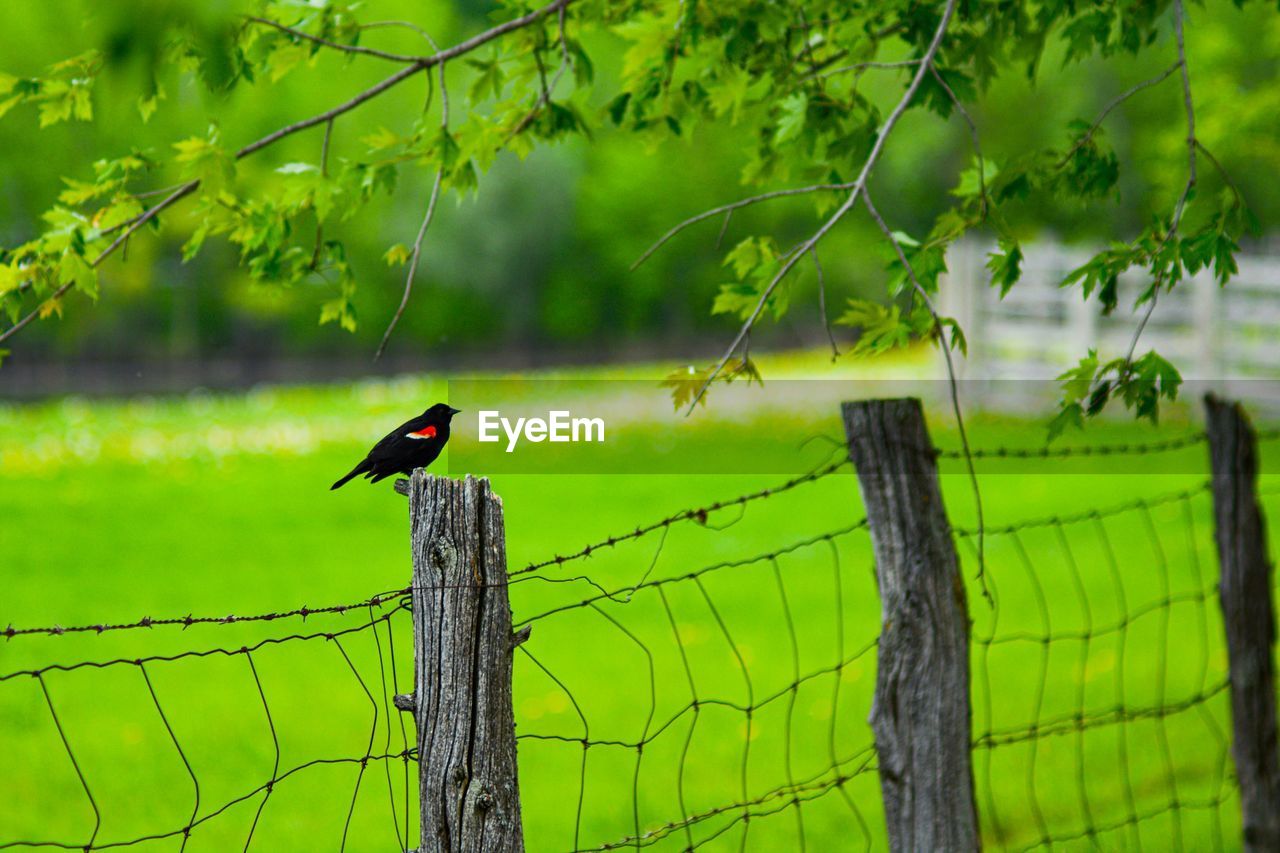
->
[1,355,1273,851]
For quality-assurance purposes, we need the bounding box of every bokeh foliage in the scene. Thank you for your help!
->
[0,0,1278,421]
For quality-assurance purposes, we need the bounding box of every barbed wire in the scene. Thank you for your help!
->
[2,587,412,641]
[935,424,1280,460]
[953,481,1211,537]
[3,458,851,642]
[511,456,850,578]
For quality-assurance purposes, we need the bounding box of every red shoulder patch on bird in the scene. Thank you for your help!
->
[406,425,438,440]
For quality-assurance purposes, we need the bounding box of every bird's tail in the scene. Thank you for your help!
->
[331,460,370,491]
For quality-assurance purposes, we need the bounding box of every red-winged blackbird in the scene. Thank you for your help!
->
[331,403,461,490]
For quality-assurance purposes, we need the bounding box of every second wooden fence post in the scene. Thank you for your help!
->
[405,472,524,853]
[1205,394,1280,851]
[842,398,979,852]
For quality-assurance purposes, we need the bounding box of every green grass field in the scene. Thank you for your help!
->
[1,353,1274,851]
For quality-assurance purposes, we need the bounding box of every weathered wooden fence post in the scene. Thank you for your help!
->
[1204,394,1280,851]
[399,471,524,852]
[841,398,979,852]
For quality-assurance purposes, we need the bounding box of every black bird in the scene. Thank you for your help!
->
[331,403,461,490]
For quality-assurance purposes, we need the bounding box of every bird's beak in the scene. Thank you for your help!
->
[448,407,462,416]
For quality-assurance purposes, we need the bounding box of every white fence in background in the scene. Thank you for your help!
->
[938,240,1280,412]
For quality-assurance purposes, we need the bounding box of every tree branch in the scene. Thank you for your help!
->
[685,0,959,413]
[238,0,572,160]
[0,181,198,345]
[1,0,575,347]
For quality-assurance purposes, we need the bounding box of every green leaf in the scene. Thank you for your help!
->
[985,239,1023,296]
[92,195,144,232]
[0,263,22,296]
[268,42,309,83]
[660,357,761,411]
[361,126,401,152]
[661,364,712,411]
[1047,402,1084,441]
[57,251,98,299]
[774,92,807,144]
[835,299,910,355]
[137,88,162,123]
[711,282,758,319]
[939,317,967,356]
[723,236,775,279]
[174,131,235,193]
[384,244,412,266]
[0,94,23,120]
[466,58,505,102]
[605,92,631,126]
[950,158,998,199]
[59,178,114,206]
[707,64,752,123]
[1056,349,1100,401]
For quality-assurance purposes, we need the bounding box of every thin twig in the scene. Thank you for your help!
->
[1117,0,1197,374]
[1057,61,1182,168]
[507,3,574,140]
[686,0,959,413]
[361,20,438,41]
[792,8,825,86]
[811,249,838,359]
[633,183,852,271]
[930,65,986,212]
[863,188,989,604]
[246,16,425,63]
[312,118,335,269]
[715,210,733,249]
[132,183,189,201]
[803,58,921,83]
[376,28,448,360]
[1195,140,1242,205]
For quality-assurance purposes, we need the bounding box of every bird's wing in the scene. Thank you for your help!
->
[365,418,421,461]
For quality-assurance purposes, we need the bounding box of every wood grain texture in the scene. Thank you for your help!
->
[842,398,979,852]
[1205,394,1280,852]
[409,472,523,852]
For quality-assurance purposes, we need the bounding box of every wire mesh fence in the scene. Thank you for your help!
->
[962,485,1244,850]
[2,408,1278,850]
[1,597,417,850]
